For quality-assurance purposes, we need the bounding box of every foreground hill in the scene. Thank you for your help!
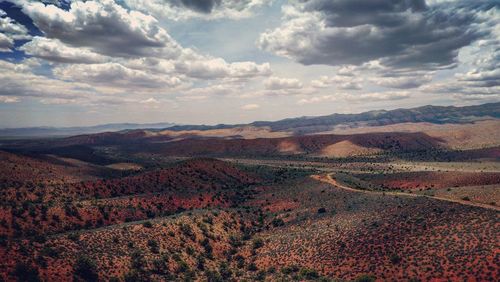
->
[0,158,259,238]
[1,157,497,281]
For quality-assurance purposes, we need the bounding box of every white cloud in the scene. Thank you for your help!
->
[53,62,185,92]
[0,11,31,51]
[265,76,303,90]
[0,32,14,52]
[297,91,410,105]
[123,0,272,21]
[311,75,362,90]
[0,60,97,102]
[241,103,260,110]
[0,96,20,103]
[0,13,31,40]
[20,37,108,64]
[20,0,181,58]
[175,58,271,80]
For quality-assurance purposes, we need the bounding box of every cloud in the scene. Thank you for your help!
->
[20,37,108,64]
[371,74,433,89]
[311,75,362,90]
[0,60,97,101]
[0,32,13,52]
[175,58,271,80]
[53,62,184,91]
[297,95,337,105]
[241,103,260,110]
[297,91,410,104]
[456,69,500,87]
[20,0,181,57]
[0,96,20,103]
[258,0,497,70]
[264,76,303,90]
[0,9,32,51]
[0,12,31,40]
[124,0,271,20]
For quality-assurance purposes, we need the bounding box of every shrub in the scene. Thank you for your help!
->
[124,269,140,282]
[74,255,98,282]
[356,274,376,282]
[13,262,40,282]
[205,270,223,282]
[390,254,401,264]
[252,238,264,249]
[317,207,327,214]
[247,262,258,271]
[148,239,159,253]
[271,218,284,227]
[130,250,145,270]
[299,268,319,280]
[180,223,194,239]
[142,221,153,228]
[281,265,299,274]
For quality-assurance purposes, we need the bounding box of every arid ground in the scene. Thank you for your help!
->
[0,103,499,281]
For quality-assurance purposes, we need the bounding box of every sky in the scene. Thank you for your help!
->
[0,0,498,128]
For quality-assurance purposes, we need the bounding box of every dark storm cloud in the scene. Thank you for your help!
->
[302,0,428,27]
[260,0,499,70]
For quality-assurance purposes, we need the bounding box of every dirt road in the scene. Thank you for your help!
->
[312,173,500,212]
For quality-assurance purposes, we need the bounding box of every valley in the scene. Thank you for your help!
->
[0,103,499,281]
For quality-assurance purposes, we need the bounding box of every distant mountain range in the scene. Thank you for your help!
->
[0,123,175,138]
[1,102,499,138]
[167,102,500,134]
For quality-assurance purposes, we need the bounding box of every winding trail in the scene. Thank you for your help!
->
[312,173,500,212]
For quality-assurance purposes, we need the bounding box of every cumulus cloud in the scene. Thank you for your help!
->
[0,60,97,100]
[0,32,13,52]
[0,12,31,39]
[0,9,31,51]
[124,0,271,20]
[53,62,184,91]
[311,75,362,90]
[371,74,433,89]
[1,0,273,104]
[264,76,303,90]
[20,0,181,57]
[175,58,271,80]
[259,0,497,70]
[20,37,108,64]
